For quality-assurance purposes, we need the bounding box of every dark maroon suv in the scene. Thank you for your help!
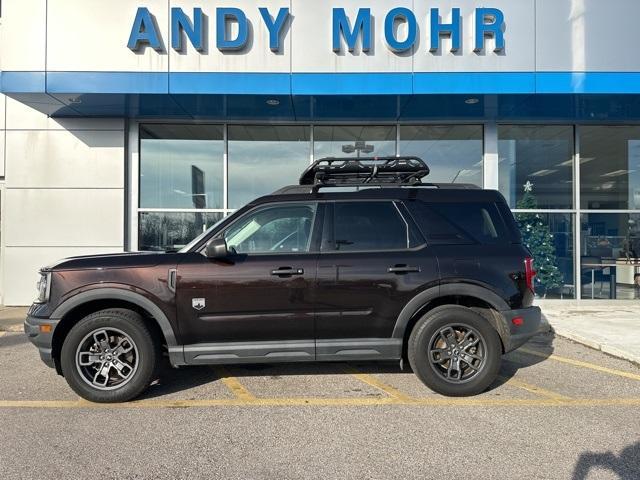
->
[25,157,541,403]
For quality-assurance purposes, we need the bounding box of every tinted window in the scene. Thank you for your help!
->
[408,201,509,245]
[223,203,316,254]
[327,202,421,252]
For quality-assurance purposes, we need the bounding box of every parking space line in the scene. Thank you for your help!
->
[519,348,640,382]
[340,364,414,401]
[498,375,572,402]
[212,366,256,400]
[0,332,5,337]
[1,397,640,409]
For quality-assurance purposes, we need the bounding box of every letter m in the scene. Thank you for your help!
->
[332,8,371,53]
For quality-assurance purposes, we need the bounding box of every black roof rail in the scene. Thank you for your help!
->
[299,156,430,190]
[271,183,480,196]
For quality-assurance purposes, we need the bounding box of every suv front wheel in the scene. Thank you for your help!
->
[408,305,502,397]
[60,309,160,403]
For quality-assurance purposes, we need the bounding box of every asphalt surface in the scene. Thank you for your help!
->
[0,330,639,480]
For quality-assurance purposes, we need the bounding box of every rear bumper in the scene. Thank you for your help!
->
[499,306,542,353]
[24,315,59,368]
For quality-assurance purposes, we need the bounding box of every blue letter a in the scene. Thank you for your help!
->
[128,8,163,51]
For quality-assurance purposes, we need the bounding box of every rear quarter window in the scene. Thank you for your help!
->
[407,201,511,245]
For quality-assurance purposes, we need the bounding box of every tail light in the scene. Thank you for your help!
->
[524,257,536,293]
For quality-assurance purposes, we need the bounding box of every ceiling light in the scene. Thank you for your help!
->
[465,98,479,105]
[530,169,558,177]
[266,99,280,106]
[602,169,634,177]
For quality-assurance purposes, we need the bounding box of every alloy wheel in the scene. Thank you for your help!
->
[75,328,139,391]
[427,324,487,383]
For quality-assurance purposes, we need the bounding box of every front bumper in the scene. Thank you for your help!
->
[499,306,542,353]
[24,315,60,368]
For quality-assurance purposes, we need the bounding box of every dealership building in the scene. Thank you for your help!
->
[1,0,640,304]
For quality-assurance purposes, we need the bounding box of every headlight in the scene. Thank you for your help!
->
[34,272,52,304]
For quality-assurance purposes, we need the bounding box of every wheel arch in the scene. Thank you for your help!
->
[393,284,510,359]
[50,288,178,374]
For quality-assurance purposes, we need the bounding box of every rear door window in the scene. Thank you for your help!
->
[324,201,423,252]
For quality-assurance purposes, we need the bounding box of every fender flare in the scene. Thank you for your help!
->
[50,287,178,347]
[391,283,510,339]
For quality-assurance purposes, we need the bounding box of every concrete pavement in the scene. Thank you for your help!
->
[537,300,640,365]
[0,307,28,332]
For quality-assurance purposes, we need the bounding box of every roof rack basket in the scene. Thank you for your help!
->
[299,156,430,189]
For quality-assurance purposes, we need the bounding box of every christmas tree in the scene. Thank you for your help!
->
[515,181,563,296]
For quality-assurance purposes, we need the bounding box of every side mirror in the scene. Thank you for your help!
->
[205,238,229,259]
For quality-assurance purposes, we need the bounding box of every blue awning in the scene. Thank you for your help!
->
[3,71,640,121]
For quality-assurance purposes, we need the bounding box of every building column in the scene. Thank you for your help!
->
[483,121,499,190]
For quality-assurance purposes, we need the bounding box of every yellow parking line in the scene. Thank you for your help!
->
[0,332,5,337]
[519,348,640,382]
[498,375,572,402]
[1,397,640,409]
[212,366,256,400]
[341,364,413,401]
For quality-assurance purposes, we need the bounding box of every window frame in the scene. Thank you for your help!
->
[321,200,426,254]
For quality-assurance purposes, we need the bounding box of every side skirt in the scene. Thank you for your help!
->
[172,338,402,366]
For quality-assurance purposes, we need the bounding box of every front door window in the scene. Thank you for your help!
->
[223,203,317,255]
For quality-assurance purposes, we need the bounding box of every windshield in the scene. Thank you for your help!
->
[178,216,228,253]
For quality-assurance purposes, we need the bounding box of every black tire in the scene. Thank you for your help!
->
[60,308,160,403]
[408,305,502,397]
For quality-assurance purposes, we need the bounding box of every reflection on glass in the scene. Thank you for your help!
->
[139,212,223,251]
[224,204,316,254]
[580,213,640,299]
[228,125,310,209]
[399,125,483,186]
[140,125,224,209]
[515,212,575,299]
[314,125,396,159]
[580,126,640,210]
[498,125,573,209]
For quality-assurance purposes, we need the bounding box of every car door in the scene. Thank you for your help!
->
[315,200,439,360]
[176,202,321,363]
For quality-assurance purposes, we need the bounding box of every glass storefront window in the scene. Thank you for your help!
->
[515,213,575,299]
[314,125,396,159]
[139,212,223,251]
[399,125,483,186]
[140,125,224,209]
[580,213,640,299]
[498,126,574,209]
[580,126,640,210]
[228,125,310,209]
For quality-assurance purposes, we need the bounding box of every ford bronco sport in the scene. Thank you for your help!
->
[25,157,541,403]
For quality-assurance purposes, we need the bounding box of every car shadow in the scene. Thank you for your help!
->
[139,331,556,399]
[572,441,640,480]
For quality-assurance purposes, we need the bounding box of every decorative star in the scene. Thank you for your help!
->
[523,180,534,192]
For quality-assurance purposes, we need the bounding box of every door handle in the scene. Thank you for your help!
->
[271,267,305,276]
[388,265,420,274]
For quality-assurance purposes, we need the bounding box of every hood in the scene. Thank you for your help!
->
[41,251,177,272]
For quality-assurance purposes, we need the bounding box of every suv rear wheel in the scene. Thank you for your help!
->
[408,305,501,397]
[60,309,160,403]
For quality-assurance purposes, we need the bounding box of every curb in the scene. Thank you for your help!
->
[551,327,640,366]
[0,323,23,333]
